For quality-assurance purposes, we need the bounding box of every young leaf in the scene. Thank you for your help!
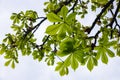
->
[11,61,15,69]
[93,57,98,66]
[45,24,61,35]
[66,13,76,22]
[71,54,79,70]
[95,48,101,60]
[106,48,115,57]
[55,62,69,76]
[60,6,68,19]
[4,60,11,66]
[55,62,62,71]
[101,52,108,64]
[0,47,5,55]
[117,49,120,56]
[87,57,93,71]
[46,13,62,22]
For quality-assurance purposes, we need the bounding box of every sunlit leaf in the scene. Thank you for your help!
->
[87,57,93,71]
[46,13,62,22]
[71,54,79,70]
[101,52,108,64]
[46,24,61,35]
[60,5,68,19]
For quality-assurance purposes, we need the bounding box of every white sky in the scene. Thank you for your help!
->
[0,0,120,80]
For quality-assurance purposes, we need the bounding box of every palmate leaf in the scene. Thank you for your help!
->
[95,46,108,64]
[55,62,69,76]
[64,53,80,71]
[55,53,82,76]
[46,13,62,22]
[85,53,98,71]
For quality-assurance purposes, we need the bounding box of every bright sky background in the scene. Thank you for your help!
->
[0,0,120,80]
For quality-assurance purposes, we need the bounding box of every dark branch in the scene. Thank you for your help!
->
[69,0,78,12]
[88,0,115,34]
[109,9,120,29]
[108,0,120,27]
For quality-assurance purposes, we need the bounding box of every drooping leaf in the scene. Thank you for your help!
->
[4,60,11,66]
[74,50,84,64]
[0,47,5,55]
[87,57,93,71]
[11,61,15,69]
[95,47,102,60]
[71,54,79,70]
[101,52,108,64]
[93,57,98,66]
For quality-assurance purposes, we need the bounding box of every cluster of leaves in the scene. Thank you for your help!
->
[0,0,120,76]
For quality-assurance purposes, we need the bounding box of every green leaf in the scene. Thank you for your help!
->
[64,24,72,35]
[106,41,117,47]
[95,47,102,60]
[55,62,62,71]
[57,50,71,57]
[71,54,78,70]
[74,50,84,64]
[93,57,98,66]
[46,13,62,22]
[102,52,108,64]
[4,60,11,66]
[57,31,66,40]
[0,47,5,55]
[117,49,120,56]
[66,13,76,22]
[59,37,74,53]
[87,57,93,71]
[60,6,68,19]
[45,24,61,35]
[11,61,15,69]
[64,54,71,66]
[59,67,68,76]
[57,24,66,40]
[106,48,115,57]
[91,5,96,11]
